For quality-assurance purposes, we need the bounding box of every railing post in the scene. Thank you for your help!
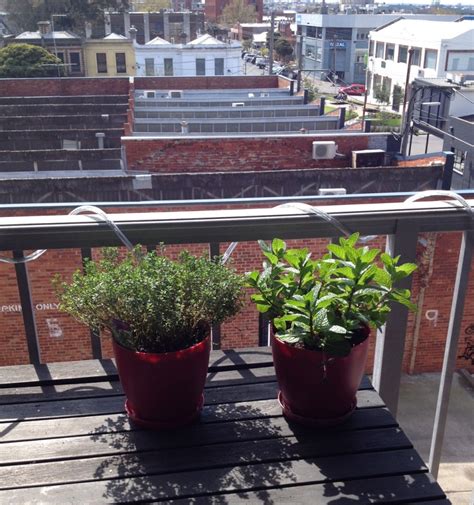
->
[81,248,102,360]
[209,242,221,350]
[13,250,41,365]
[429,229,473,478]
[372,225,419,416]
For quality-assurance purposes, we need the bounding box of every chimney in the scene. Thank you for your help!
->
[37,21,52,36]
[129,26,137,41]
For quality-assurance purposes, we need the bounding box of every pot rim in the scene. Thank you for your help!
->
[112,333,211,357]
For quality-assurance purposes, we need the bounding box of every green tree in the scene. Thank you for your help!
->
[219,0,257,27]
[131,0,170,11]
[274,38,293,62]
[374,84,390,104]
[0,43,64,77]
[7,0,129,33]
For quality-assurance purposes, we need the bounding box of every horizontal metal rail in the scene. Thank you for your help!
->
[1,199,473,251]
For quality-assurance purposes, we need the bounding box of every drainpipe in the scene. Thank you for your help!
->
[409,234,437,374]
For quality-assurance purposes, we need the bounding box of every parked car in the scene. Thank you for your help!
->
[256,57,268,69]
[241,51,247,59]
[244,54,254,62]
[338,84,366,96]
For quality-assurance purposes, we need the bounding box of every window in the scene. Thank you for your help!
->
[164,58,173,76]
[452,149,467,175]
[398,45,408,63]
[306,26,316,38]
[376,42,384,58]
[326,27,352,40]
[214,58,224,76]
[145,58,154,76]
[424,49,437,70]
[69,52,81,73]
[96,53,107,74]
[196,58,205,76]
[56,52,65,63]
[446,51,474,71]
[411,47,421,66]
[369,40,375,56]
[115,53,126,74]
[385,43,395,61]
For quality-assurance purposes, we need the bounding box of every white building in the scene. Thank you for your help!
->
[367,18,474,111]
[134,34,242,77]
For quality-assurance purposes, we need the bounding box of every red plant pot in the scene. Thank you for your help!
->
[112,336,211,430]
[271,334,370,426]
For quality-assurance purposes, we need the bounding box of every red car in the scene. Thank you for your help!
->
[338,84,366,96]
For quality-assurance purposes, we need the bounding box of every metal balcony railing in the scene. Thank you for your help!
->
[0,192,473,480]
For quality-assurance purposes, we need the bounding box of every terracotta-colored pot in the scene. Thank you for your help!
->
[112,336,211,430]
[271,333,370,426]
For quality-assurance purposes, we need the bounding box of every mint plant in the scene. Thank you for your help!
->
[54,248,244,353]
[247,234,417,357]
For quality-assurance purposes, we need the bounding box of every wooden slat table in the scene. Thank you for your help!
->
[0,348,450,504]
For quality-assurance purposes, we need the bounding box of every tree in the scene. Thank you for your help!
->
[6,0,129,33]
[0,43,64,77]
[219,0,257,27]
[374,84,390,104]
[274,38,293,62]
[130,0,170,11]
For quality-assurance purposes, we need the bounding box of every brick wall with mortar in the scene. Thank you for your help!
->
[124,134,378,173]
[0,202,473,375]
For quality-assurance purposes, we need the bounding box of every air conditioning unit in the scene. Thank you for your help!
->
[144,90,156,99]
[318,188,347,196]
[418,69,425,78]
[312,141,337,160]
[248,93,255,98]
[168,90,183,99]
[232,102,245,107]
[260,92,269,97]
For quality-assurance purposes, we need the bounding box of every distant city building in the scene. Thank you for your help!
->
[297,13,459,85]
[367,18,474,110]
[205,0,263,23]
[83,33,135,77]
[134,33,242,76]
[89,11,205,45]
[230,22,269,42]
[10,21,84,76]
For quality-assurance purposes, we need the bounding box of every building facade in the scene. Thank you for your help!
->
[89,11,205,46]
[297,14,459,86]
[134,34,242,77]
[367,18,474,110]
[83,34,136,77]
[11,22,84,76]
[205,0,263,23]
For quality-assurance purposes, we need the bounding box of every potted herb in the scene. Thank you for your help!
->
[247,234,417,426]
[54,248,244,430]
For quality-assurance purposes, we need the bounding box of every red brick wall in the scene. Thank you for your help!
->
[134,76,279,90]
[0,201,473,375]
[0,78,129,97]
[124,134,371,173]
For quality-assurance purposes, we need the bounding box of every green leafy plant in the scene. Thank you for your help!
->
[54,248,244,353]
[247,234,417,357]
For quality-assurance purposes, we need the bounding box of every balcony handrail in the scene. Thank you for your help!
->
[0,198,473,251]
[1,188,474,211]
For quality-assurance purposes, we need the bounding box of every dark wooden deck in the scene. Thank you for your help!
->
[0,348,450,504]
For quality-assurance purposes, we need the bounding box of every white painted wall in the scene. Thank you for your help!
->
[134,44,242,77]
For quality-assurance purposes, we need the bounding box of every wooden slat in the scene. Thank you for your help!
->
[0,451,435,503]
[0,347,275,388]
[0,386,383,423]
[0,427,411,489]
[169,473,446,504]
[0,403,395,444]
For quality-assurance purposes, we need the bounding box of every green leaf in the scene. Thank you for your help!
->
[314,309,330,330]
[396,263,418,276]
[263,251,279,266]
[327,243,347,259]
[272,238,286,255]
[258,240,271,253]
[344,233,360,247]
[329,325,347,334]
[361,248,380,263]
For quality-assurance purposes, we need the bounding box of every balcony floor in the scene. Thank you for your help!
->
[0,347,450,504]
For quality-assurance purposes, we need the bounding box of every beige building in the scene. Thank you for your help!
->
[83,33,135,77]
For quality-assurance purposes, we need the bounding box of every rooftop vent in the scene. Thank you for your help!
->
[168,90,183,98]
[312,141,337,160]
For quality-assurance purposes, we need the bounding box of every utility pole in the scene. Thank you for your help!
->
[268,10,275,76]
[332,35,337,86]
[400,48,415,155]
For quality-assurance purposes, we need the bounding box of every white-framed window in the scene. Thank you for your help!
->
[145,58,154,76]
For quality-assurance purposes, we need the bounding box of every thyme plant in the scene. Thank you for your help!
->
[54,248,244,353]
[247,234,417,357]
